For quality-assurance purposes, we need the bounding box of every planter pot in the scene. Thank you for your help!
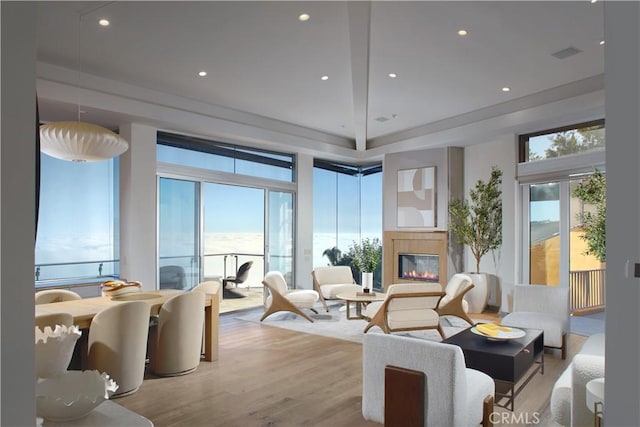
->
[361,272,374,293]
[466,273,489,313]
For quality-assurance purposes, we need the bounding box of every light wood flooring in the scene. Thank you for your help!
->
[115,310,585,427]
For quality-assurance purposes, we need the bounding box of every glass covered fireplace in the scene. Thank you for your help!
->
[398,253,439,282]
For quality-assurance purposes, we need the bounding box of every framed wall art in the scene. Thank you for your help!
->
[397,166,436,227]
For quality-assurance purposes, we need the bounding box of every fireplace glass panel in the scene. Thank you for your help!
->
[398,253,439,282]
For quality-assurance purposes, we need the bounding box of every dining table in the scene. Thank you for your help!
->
[35,288,220,362]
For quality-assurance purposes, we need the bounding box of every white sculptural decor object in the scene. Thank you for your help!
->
[35,324,82,378]
[36,370,118,422]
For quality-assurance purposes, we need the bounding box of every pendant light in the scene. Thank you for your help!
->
[39,11,129,162]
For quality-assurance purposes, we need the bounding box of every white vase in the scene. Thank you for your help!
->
[466,273,489,313]
[361,272,373,292]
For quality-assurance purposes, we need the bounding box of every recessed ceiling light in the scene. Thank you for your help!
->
[198,71,207,77]
[502,87,511,92]
[591,0,597,4]
[599,40,605,46]
[457,29,468,36]
[321,75,329,81]
[298,13,310,22]
[98,18,110,27]
[388,73,397,78]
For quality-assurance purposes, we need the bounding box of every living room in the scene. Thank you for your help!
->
[3,2,640,426]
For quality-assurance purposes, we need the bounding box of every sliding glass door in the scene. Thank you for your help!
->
[158,178,200,290]
[267,191,294,285]
[203,183,265,287]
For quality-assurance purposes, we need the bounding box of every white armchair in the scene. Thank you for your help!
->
[501,284,570,359]
[363,283,444,337]
[311,266,360,312]
[363,333,494,426]
[261,271,319,322]
[436,273,475,326]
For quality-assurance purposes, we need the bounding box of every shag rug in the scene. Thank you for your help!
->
[235,303,476,344]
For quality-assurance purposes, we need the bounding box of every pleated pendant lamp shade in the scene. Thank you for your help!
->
[39,121,129,162]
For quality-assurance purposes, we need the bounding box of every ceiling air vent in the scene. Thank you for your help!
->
[552,46,582,59]
[375,116,389,122]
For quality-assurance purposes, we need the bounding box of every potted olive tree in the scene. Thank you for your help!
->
[350,237,382,293]
[448,166,503,312]
[572,168,606,262]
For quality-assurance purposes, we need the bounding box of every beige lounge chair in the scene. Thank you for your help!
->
[261,271,319,323]
[311,266,360,312]
[363,283,445,338]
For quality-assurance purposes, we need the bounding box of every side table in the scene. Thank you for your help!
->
[586,377,604,427]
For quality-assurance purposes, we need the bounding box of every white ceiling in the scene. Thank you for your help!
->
[35,1,605,155]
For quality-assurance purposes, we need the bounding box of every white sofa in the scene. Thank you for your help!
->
[550,333,605,426]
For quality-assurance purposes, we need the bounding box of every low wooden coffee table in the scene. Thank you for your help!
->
[336,292,385,320]
[442,326,544,411]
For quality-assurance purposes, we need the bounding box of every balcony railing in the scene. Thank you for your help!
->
[35,259,120,285]
[569,268,605,313]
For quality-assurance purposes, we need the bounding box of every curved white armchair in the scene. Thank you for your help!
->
[35,289,81,305]
[261,271,319,322]
[363,333,494,426]
[88,301,151,397]
[436,273,475,325]
[501,284,570,359]
[311,266,360,312]
[150,291,205,376]
[363,283,444,337]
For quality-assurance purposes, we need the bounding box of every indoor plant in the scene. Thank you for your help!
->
[448,166,503,312]
[350,237,382,292]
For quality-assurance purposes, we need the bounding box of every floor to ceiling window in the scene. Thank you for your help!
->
[35,154,119,286]
[312,160,382,288]
[157,132,295,291]
[519,120,605,313]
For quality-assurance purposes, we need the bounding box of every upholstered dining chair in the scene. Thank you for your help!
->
[35,289,81,305]
[261,271,319,323]
[149,291,205,376]
[363,283,445,337]
[88,300,151,397]
[435,273,475,326]
[311,265,361,312]
[362,333,494,426]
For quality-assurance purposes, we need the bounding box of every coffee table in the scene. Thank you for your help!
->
[443,326,544,411]
[336,292,385,320]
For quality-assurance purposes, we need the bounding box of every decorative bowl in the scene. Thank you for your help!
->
[36,370,118,422]
[101,280,142,297]
[35,325,82,378]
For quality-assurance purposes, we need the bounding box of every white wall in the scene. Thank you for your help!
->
[603,2,640,425]
[119,123,158,290]
[464,135,517,310]
[1,2,37,424]
[295,153,314,289]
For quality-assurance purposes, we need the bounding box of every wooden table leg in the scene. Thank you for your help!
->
[203,291,219,362]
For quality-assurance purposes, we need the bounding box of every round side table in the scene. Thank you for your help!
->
[586,377,605,427]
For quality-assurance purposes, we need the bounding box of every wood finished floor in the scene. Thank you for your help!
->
[115,310,585,427]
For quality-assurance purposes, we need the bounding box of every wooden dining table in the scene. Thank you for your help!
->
[35,288,220,362]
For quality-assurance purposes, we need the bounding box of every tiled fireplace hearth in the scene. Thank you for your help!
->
[383,231,448,290]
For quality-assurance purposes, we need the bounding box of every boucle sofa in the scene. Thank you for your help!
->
[550,333,605,426]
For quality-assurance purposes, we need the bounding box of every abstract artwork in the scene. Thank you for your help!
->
[397,167,436,227]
